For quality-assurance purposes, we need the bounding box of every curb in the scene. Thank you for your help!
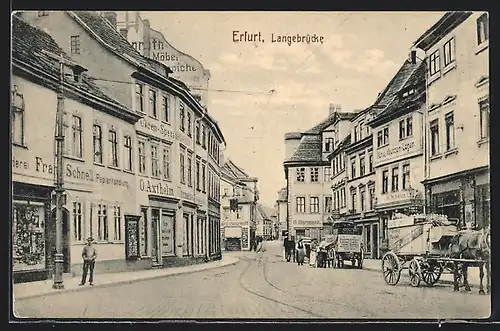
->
[13,257,241,301]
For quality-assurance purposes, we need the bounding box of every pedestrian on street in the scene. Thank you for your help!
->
[288,236,296,262]
[79,237,97,286]
[283,235,289,261]
[296,239,306,265]
[309,239,318,267]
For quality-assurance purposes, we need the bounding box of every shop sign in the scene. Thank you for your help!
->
[139,178,174,196]
[137,118,178,140]
[225,221,247,227]
[178,187,194,202]
[13,156,131,188]
[375,139,420,164]
[292,219,322,226]
[377,190,415,205]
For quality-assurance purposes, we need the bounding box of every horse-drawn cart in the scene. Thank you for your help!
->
[382,213,490,292]
[324,220,364,269]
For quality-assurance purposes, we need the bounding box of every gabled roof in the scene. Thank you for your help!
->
[12,15,131,113]
[221,159,253,184]
[367,60,426,126]
[68,11,170,75]
[256,204,275,221]
[287,134,323,163]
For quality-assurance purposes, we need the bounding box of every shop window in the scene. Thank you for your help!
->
[140,208,148,257]
[431,190,461,219]
[476,184,490,229]
[11,85,25,146]
[97,204,108,242]
[109,129,118,167]
[138,140,146,174]
[113,206,122,241]
[124,135,133,171]
[12,203,45,272]
[73,202,83,242]
[93,125,103,164]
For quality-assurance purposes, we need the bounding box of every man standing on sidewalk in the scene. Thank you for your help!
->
[79,237,97,286]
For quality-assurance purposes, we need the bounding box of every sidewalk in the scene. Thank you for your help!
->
[13,255,240,301]
[363,259,483,287]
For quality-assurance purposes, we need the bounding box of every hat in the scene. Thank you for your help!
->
[86,237,94,242]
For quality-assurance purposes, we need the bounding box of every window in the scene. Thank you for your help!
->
[310,197,320,213]
[97,204,108,242]
[324,196,332,213]
[359,121,364,140]
[70,35,80,55]
[354,125,359,142]
[369,186,375,210]
[430,119,440,156]
[93,125,102,163]
[296,197,306,213]
[121,136,132,172]
[202,164,206,192]
[351,192,357,212]
[406,117,413,137]
[359,155,365,176]
[310,167,319,182]
[135,84,144,112]
[11,86,25,145]
[180,151,185,184]
[368,153,373,173]
[113,206,122,241]
[402,164,410,190]
[399,116,413,140]
[382,170,389,194]
[196,160,201,190]
[151,144,159,177]
[187,113,192,137]
[341,188,346,208]
[429,49,440,76]
[180,103,185,131]
[161,95,169,122]
[196,121,201,144]
[149,89,157,118]
[392,167,399,192]
[202,125,207,148]
[399,120,406,140]
[70,115,83,158]
[73,202,83,242]
[445,112,455,151]
[138,140,146,174]
[443,38,456,67]
[377,127,389,147]
[109,129,118,167]
[351,157,356,179]
[324,167,331,182]
[296,168,305,182]
[477,13,489,45]
[187,155,193,187]
[360,190,366,212]
[163,145,171,180]
[324,138,334,152]
[479,98,489,139]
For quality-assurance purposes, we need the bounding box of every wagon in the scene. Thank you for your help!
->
[325,220,364,269]
[381,213,481,287]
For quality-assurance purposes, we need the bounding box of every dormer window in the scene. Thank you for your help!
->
[402,88,415,98]
[70,35,81,55]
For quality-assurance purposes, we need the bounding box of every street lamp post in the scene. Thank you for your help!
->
[53,54,66,289]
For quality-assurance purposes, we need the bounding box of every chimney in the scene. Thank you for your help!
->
[103,12,117,29]
[329,103,341,116]
[119,28,128,39]
[410,50,417,64]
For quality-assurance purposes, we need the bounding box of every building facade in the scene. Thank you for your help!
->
[367,58,427,253]
[220,160,258,251]
[413,12,490,230]
[283,106,354,241]
[20,11,225,274]
[12,16,142,282]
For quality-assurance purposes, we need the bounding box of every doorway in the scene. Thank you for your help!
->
[151,209,161,264]
[372,223,379,259]
[51,208,70,273]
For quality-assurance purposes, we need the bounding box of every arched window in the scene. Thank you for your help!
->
[12,85,25,145]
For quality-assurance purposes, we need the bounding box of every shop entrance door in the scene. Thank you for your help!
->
[151,209,161,264]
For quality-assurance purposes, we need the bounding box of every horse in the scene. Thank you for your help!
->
[448,226,490,294]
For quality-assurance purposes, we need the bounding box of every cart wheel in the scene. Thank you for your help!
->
[421,262,443,286]
[408,258,421,287]
[358,249,364,269]
[382,251,401,286]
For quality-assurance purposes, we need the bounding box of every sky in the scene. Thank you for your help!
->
[141,11,445,208]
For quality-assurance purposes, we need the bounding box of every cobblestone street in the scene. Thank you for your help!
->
[13,241,490,319]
